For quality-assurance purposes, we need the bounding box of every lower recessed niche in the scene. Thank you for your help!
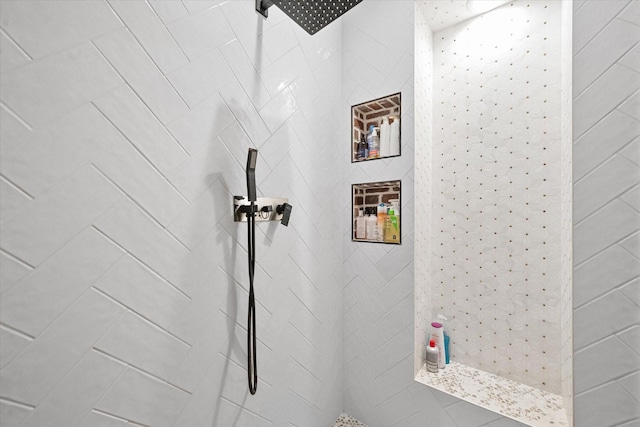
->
[352,180,401,244]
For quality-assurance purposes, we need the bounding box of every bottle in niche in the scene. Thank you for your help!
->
[365,207,377,240]
[426,340,439,373]
[355,209,366,239]
[383,209,399,243]
[357,134,367,160]
[377,203,386,242]
[367,125,379,159]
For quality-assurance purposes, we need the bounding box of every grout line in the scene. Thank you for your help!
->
[92,286,193,348]
[0,323,35,340]
[217,309,274,352]
[0,27,33,61]
[89,39,191,157]
[289,354,324,383]
[90,409,150,427]
[0,101,33,132]
[0,248,35,270]
[90,101,191,204]
[287,287,323,326]
[0,174,35,201]
[89,163,192,256]
[287,388,323,412]
[144,0,192,61]
[0,397,36,410]
[89,225,192,301]
[218,395,275,424]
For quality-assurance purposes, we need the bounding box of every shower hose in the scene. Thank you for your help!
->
[247,200,258,395]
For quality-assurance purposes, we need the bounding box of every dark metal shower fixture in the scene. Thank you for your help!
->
[234,148,292,395]
[256,0,363,35]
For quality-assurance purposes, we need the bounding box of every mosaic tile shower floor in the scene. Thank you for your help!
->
[333,413,367,427]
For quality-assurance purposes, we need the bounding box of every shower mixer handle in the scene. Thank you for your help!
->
[276,203,292,226]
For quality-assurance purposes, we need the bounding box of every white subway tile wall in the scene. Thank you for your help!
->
[0,1,344,426]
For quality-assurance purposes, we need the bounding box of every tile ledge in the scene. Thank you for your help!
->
[415,362,569,427]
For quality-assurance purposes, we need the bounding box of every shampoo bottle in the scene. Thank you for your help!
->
[377,203,386,242]
[384,209,399,243]
[366,207,377,241]
[389,118,400,156]
[430,322,445,369]
[357,134,367,160]
[355,209,366,239]
[426,340,439,373]
[367,125,379,159]
[379,117,391,158]
[437,314,450,364]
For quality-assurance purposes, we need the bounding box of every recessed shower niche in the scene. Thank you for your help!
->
[352,180,401,244]
[351,93,401,163]
[414,1,573,426]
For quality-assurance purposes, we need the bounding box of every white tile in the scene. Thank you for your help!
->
[574,244,640,307]
[93,200,189,280]
[0,30,30,73]
[259,120,299,169]
[620,325,640,357]
[0,0,121,59]
[220,80,271,147]
[166,92,235,155]
[621,231,640,258]
[620,137,640,166]
[574,336,640,393]
[260,46,311,97]
[0,229,123,337]
[0,44,122,128]
[0,400,32,426]
[169,134,242,202]
[0,326,30,369]
[574,200,640,264]
[0,178,30,225]
[446,400,504,427]
[620,0,640,25]
[219,0,274,69]
[1,104,123,197]
[573,0,633,53]
[376,263,413,312]
[620,277,640,306]
[79,411,128,427]
[574,64,640,138]
[375,294,413,343]
[93,86,188,176]
[94,140,188,226]
[167,48,235,108]
[148,0,188,24]
[217,120,258,169]
[575,381,640,426]
[574,155,639,222]
[168,179,230,250]
[0,290,123,405]
[619,91,640,122]
[573,110,639,180]
[20,350,125,427]
[0,166,123,266]
[574,291,639,349]
[108,0,188,74]
[168,6,235,61]
[96,311,190,380]
[619,41,640,72]
[220,39,272,110]
[574,18,639,95]
[96,367,190,427]
[181,0,224,14]
[94,255,190,334]
[0,251,31,296]
[259,83,299,133]
[259,19,298,63]
[93,29,188,124]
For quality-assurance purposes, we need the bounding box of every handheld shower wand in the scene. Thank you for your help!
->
[234,148,292,395]
[246,148,258,395]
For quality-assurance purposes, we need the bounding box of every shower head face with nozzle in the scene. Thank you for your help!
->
[260,0,363,35]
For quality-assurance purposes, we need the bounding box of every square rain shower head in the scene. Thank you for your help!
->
[256,0,363,35]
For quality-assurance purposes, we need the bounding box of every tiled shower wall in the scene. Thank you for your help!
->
[0,1,345,426]
[572,1,640,426]
[431,1,564,394]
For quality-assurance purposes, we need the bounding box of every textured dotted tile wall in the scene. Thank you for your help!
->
[430,1,563,394]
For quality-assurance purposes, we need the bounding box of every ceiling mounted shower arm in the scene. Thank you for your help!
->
[255,0,273,18]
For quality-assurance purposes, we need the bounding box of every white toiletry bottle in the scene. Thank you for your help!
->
[356,209,366,239]
[426,340,439,373]
[430,322,446,369]
[366,208,377,240]
[389,118,400,156]
[379,117,391,158]
[377,203,386,242]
